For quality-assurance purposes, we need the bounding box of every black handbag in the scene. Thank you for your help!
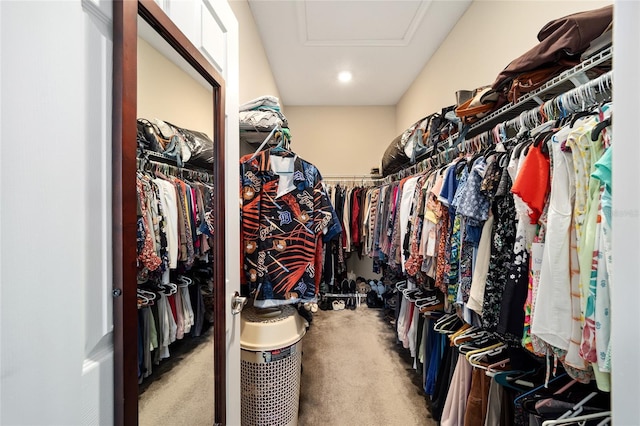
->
[137,118,184,166]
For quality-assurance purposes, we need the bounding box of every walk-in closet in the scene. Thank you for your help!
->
[234,1,617,425]
[3,1,640,426]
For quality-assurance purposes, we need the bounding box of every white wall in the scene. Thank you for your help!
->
[0,1,113,424]
[396,0,613,133]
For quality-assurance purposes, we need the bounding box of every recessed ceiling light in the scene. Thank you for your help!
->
[338,71,352,83]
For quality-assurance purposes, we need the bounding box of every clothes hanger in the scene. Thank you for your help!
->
[177,276,193,287]
[137,289,157,308]
[457,333,502,354]
[250,124,280,160]
[449,324,476,344]
[446,323,472,340]
[452,327,488,346]
[570,110,598,128]
[459,334,500,354]
[403,287,427,301]
[416,297,444,313]
[433,314,463,334]
[540,411,611,426]
[270,128,293,154]
[395,280,408,291]
[138,289,157,300]
[486,357,511,373]
[553,391,600,421]
[466,344,507,369]
[137,294,150,309]
[434,312,457,327]
[591,116,612,141]
[467,343,506,362]
[434,311,454,323]
[517,379,588,422]
[491,369,538,391]
[595,415,612,426]
[513,373,569,407]
[468,136,490,169]
[157,283,177,296]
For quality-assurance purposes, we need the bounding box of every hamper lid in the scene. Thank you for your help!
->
[240,305,307,351]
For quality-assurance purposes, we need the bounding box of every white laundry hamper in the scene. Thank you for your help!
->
[240,304,307,426]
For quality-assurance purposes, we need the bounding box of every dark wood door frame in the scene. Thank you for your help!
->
[113,1,227,424]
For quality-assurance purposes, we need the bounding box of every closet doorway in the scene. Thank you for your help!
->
[113,1,227,424]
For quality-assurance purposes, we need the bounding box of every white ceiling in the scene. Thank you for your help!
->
[247,0,472,106]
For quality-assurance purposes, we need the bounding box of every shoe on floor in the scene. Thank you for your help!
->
[349,297,356,310]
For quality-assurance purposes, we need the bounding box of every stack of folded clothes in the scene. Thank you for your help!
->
[239,95,289,144]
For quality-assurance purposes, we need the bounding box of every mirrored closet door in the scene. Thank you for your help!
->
[113,1,227,424]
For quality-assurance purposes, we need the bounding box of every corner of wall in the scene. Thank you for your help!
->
[228,0,282,105]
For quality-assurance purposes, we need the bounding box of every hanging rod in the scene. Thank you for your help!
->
[138,159,214,183]
[465,45,612,138]
[393,46,614,174]
[323,174,381,180]
[505,70,612,130]
[382,70,613,184]
[138,148,214,175]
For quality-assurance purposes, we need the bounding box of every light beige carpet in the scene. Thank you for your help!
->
[138,333,214,426]
[137,307,435,426]
[298,306,436,426]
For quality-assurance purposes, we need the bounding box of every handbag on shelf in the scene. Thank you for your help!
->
[137,118,163,152]
[137,118,185,166]
[455,90,474,108]
[454,86,500,124]
[403,116,431,163]
[507,63,569,103]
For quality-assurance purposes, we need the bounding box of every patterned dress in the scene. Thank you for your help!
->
[481,159,517,331]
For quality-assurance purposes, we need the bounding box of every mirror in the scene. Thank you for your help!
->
[112,1,227,424]
[136,16,215,426]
